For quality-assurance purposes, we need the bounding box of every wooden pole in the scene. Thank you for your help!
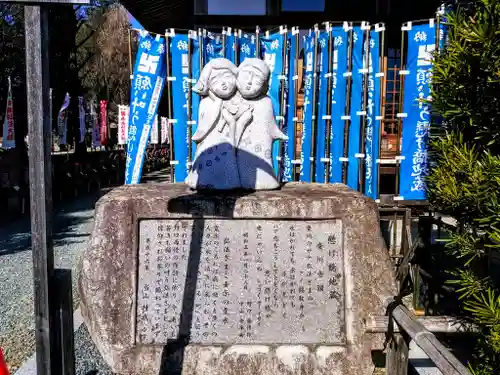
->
[24,5,55,375]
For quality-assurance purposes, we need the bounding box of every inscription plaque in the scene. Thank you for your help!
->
[136,219,345,345]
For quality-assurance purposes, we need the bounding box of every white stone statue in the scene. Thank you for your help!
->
[236,58,288,190]
[185,57,287,191]
[185,58,243,190]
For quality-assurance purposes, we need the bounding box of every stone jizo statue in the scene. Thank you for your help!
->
[186,57,287,191]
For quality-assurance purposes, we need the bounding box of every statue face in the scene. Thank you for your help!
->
[209,69,237,99]
[237,67,266,99]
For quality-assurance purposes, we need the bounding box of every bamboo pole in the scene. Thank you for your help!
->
[234,29,239,63]
[309,25,320,182]
[256,26,260,57]
[127,29,133,80]
[342,24,354,184]
[277,25,287,180]
[376,23,386,199]
[222,27,227,57]
[292,28,300,181]
[165,29,175,182]
[324,22,334,183]
[395,24,407,198]
[358,24,371,193]
[187,30,193,170]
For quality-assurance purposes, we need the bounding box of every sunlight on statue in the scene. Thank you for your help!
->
[185,57,287,191]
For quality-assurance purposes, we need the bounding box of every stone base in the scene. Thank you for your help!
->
[78,182,396,375]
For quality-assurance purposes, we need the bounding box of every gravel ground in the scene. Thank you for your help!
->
[74,325,112,375]
[0,193,98,371]
[0,169,170,372]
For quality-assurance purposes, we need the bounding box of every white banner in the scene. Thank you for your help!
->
[118,105,129,145]
[2,77,15,149]
[150,114,159,144]
[58,92,71,145]
[78,96,86,143]
[160,116,168,144]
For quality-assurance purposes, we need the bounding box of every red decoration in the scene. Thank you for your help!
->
[0,348,9,375]
[99,100,108,145]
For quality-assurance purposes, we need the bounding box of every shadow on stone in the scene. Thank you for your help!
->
[160,147,282,374]
[186,142,282,192]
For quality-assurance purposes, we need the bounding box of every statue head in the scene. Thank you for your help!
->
[193,58,238,100]
[237,58,270,99]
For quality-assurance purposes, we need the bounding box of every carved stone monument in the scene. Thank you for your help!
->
[186,58,287,191]
[78,183,397,375]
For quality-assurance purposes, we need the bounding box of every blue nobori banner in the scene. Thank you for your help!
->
[346,26,364,190]
[399,22,436,200]
[125,32,166,184]
[364,27,382,200]
[203,31,223,63]
[282,27,299,182]
[315,31,329,183]
[171,31,201,182]
[329,26,349,183]
[299,32,316,182]
[239,32,257,64]
[224,28,237,63]
[261,31,286,174]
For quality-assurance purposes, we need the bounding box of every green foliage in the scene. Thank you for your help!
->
[429,1,500,373]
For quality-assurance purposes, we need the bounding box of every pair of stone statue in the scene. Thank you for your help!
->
[185,58,288,191]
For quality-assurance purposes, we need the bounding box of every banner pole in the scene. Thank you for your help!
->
[342,24,354,184]
[395,24,407,198]
[292,28,300,181]
[256,26,260,57]
[165,29,175,182]
[324,22,334,182]
[436,14,441,52]
[187,31,193,172]
[234,30,239,63]
[128,29,133,79]
[358,25,371,193]
[222,27,227,57]
[277,25,287,181]
[309,24,320,182]
[376,24,386,200]
[198,28,203,68]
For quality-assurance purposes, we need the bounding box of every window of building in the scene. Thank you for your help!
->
[207,0,267,15]
[281,0,325,12]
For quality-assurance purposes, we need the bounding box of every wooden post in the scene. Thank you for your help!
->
[53,269,75,375]
[24,6,55,375]
[386,333,409,375]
